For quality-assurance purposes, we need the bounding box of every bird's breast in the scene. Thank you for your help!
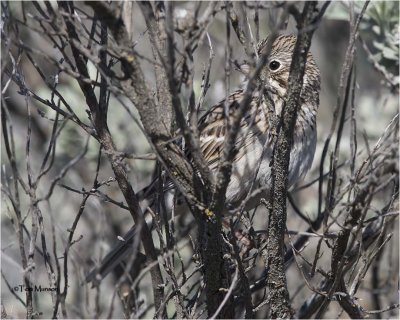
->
[225,102,317,208]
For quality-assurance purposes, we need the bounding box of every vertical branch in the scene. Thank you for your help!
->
[266,2,320,318]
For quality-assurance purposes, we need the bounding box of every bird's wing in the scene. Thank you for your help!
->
[198,89,271,170]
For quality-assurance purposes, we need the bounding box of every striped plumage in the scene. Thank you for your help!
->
[196,34,320,208]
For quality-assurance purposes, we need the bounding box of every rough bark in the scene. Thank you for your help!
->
[266,2,320,318]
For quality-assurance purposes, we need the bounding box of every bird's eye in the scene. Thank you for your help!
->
[269,60,281,71]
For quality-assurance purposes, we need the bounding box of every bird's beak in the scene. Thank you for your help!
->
[265,81,278,95]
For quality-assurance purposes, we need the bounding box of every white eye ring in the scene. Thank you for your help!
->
[269,60,281,71]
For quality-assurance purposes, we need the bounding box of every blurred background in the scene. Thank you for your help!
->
[1,1,398,318]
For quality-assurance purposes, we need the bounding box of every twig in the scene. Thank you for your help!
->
[209,267,239,320]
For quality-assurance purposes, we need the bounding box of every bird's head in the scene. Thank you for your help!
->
[257,34,320,103]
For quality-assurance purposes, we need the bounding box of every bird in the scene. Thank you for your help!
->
[86,34,321,283]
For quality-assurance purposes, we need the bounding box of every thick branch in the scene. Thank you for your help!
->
[266,2,320,318]
[85,1,200,207]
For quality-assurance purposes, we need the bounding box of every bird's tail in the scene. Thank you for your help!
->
[85,176,176,284]
[85,225,147,284]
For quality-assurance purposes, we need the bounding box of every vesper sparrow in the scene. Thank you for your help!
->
[87,34,321,281]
